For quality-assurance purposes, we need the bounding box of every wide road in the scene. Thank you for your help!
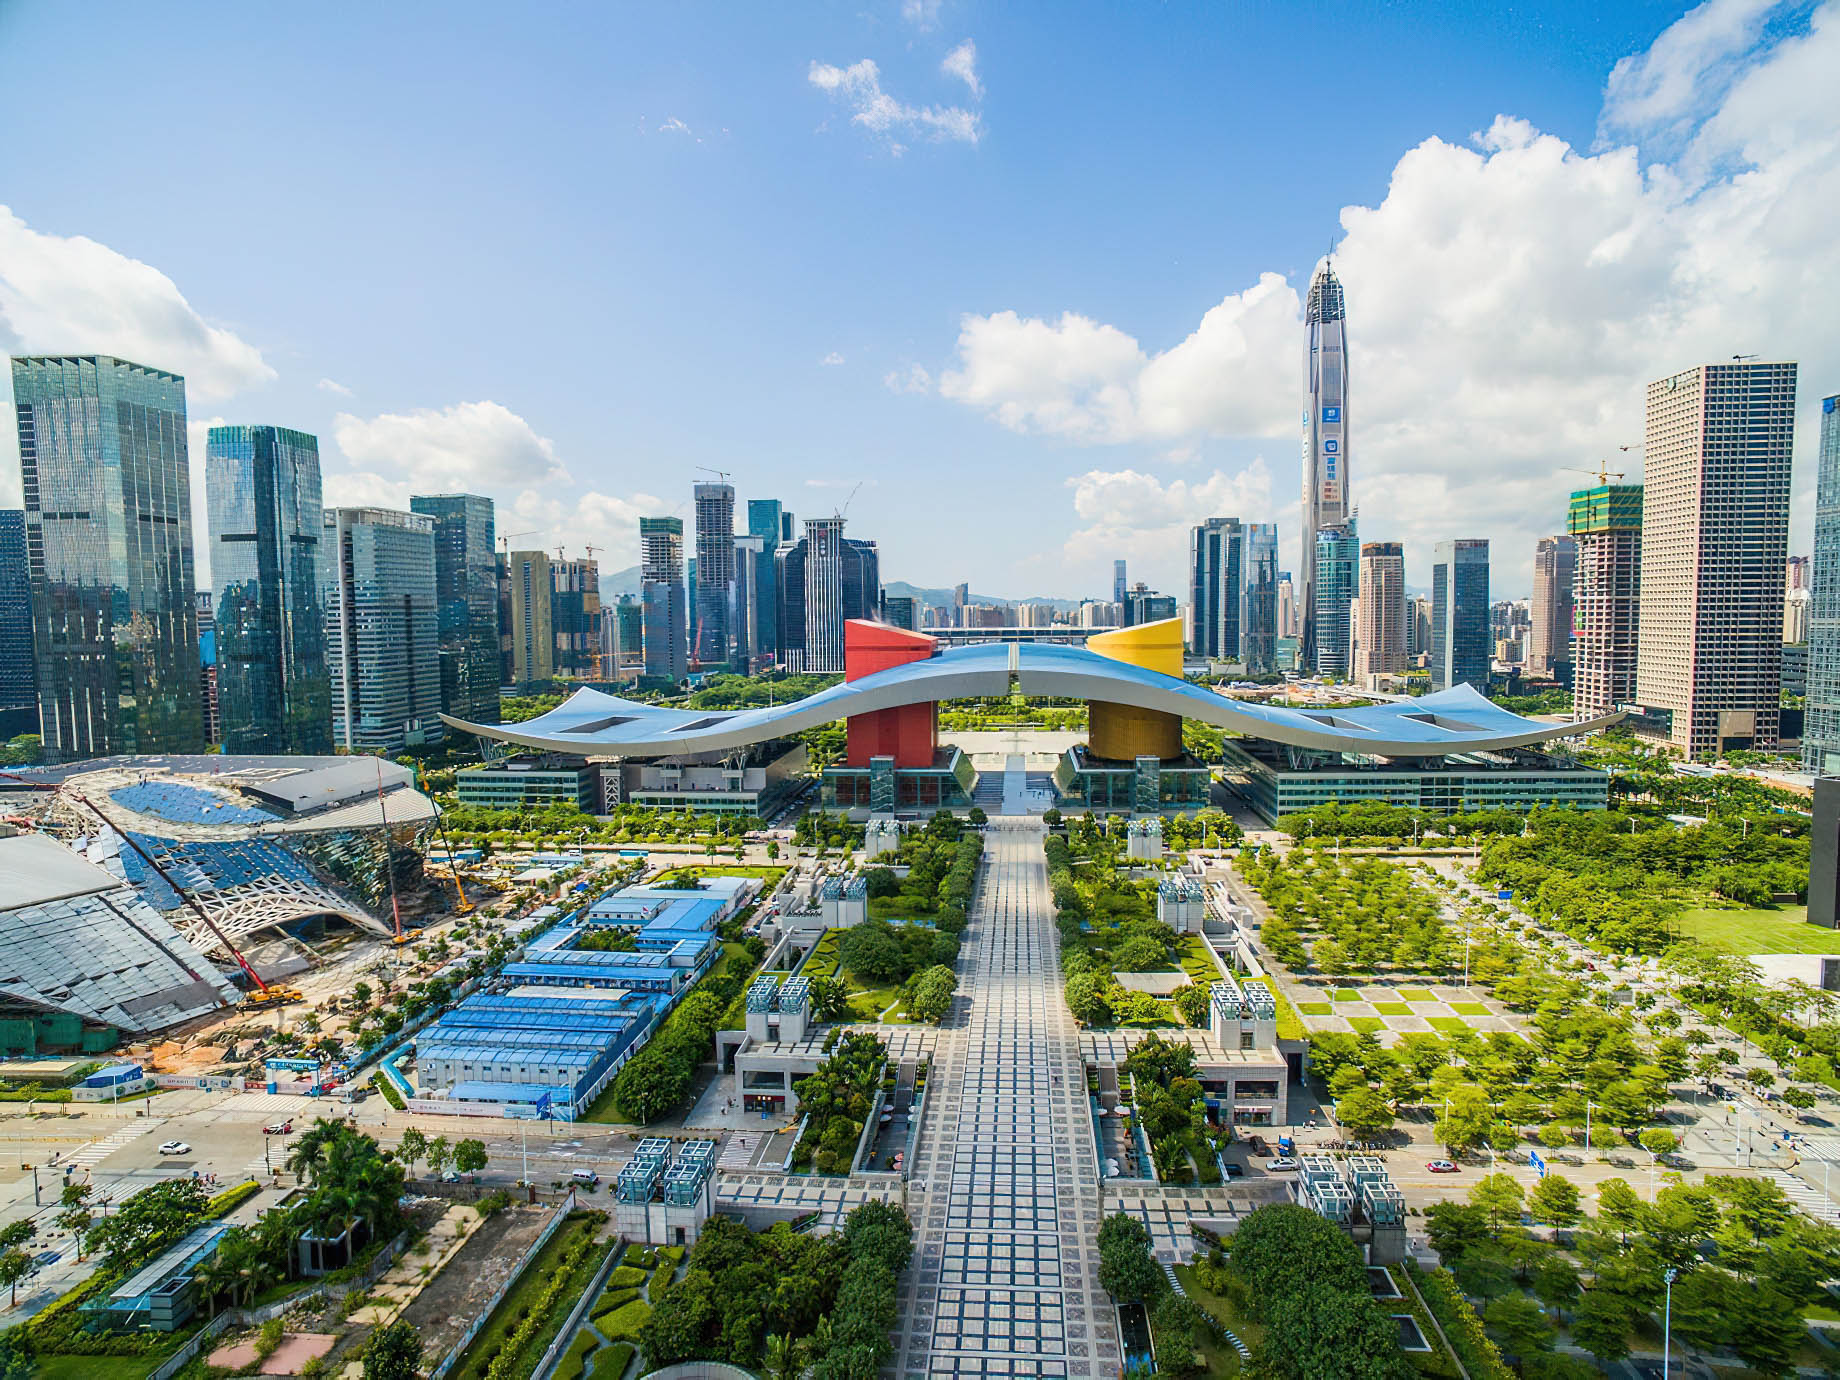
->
[894,818,1119,1380]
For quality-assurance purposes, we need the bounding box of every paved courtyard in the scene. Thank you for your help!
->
[894,819,1119,1380]
[1290,983,1517,1041]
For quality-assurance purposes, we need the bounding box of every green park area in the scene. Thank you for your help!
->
[1674,902,1835,954]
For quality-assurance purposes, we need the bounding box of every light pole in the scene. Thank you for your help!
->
[1662,1265,1678,1380]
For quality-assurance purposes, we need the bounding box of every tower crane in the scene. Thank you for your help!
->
[1561,464,1627,485]
[696,467,733,485]
[498,530,540,554]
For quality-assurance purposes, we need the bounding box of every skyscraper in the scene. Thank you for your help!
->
[1568,484,1642,723]
[1431,539,1490,691]
[804,517,848,673]
[11,355,203,761]
[639,516,686,681]
[775,517,879,672]
[196,589,219,746]
[1300,261,1350,672]
[1527,534,1578,681]
[1804,396,1840,772]
[1313,520,1359,678]
[551,556,600,679]
[746,499,787,663]
[732,535,762,669]
[693,481,735,665]
[1636,361,1795,758]
[323,506,442,751]
[1277,573,1295,640]
[411,493,499,723]
[882,595,917,630]
[206,425,332,754]
[1188,517,1244,660]
[0,511,36,736]
[1356,541,1405,680]
[505,550,554,688]
[1113,560,1127,605]
[1242,523,1279,675]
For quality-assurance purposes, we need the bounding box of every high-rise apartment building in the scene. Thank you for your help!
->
[1189,517,1244,660]
[1804,396,1840,772]
[1568,484,1643,722]
[1407,595,1433,659]
[1313,520,1359,678]
[693,481,735,665]
[411,493,499,723]
[323,506,443,751]
[504,550,554,689]
[1300,262,1350,671]
[551,556,600,679]
[11,355,203,761]
[602,596,646,681]
[746,499,788,663]
[774,518,879,672]
[1356,541,1405,679]
[1527,535,1578,681]
[1790,555,1811,591]
[1243,523,1279,675]
[882,595,917,631]
[206,425,332,754]
[1277,573,1295,641]
[639,516,686,681]
[0,511,36,736]
[1636,361,1795,758]
[1431,539,1490,691]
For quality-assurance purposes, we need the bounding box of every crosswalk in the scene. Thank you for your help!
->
[1766,1169,1840,1225]
[718,1134,758,1170]
[62,1120,165,1173]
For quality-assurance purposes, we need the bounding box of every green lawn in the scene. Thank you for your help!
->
[1397,987,1436,1002]
[1331,988,1363,1002]
[1427,1016,1472,1035]
[1448,1001,1491,1016]
[1296,1001,1334,1016]
[35,1358,162,1380]
[1347,1016,1386,1035]
[1173,1263,1265,1371]
[1675,903,1836,955]
[1371,1001,1411,1015]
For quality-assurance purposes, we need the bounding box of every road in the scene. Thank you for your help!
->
[894,817,1120,1380]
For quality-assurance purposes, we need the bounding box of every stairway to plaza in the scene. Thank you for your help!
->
[894,818,1119,1380]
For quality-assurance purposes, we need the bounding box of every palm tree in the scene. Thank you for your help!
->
[285,1119,340,1182]
[764,1332,806,1380]
[193,1239,240,1319]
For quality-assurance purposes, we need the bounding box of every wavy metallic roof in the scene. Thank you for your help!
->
[444,642,1619,759]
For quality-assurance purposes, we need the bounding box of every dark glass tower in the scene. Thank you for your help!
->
[1313,519,1359,678]
[747,498,786,663]
[1301,262,1350,673]
[1432,539,1491,692]
[0,510,35,734]
[411,493,499,723]
[11,355,203,761]
[1188,517,1244,660]
[1242,522,1279,674]
[1805,396,1840,772]
[206,425,332,754]
[693,482,736,666]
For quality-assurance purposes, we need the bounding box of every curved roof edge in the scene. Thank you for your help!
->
[444,642,1622,760]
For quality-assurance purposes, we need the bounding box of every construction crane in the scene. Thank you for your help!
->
[1562,464,1627,485]
[696,467,732,485]
[498,529,540,554]
[61,791,302,1006]
[373,758,412,946]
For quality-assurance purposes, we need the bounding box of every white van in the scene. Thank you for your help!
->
[570,1169,600,1186]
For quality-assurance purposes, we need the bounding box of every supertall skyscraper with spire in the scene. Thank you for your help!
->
[1300,261,1350,673]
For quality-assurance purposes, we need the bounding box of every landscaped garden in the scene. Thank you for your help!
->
[798,919,958,1024]
[1046,817,1193,1028]
[791,1031,888,1173]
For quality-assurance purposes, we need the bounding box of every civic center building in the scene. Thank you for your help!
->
[444,618,1616,824]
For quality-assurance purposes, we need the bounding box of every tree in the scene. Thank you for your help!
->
[395,1126,428,1175]
[1096,1213,1164,1304]
[1531,1255,1581,1320]
[362,1319,424,1380]
[1568,1290,1633,1366]
[1065,971,1111,1026]
[807,975,850,1022]
[55,1183,92,1258]
[0,1253,27,1307]
[1528,1173,1581,1227]
[1482,1293,1554,1365]
[1468,1173,1525,1234]
[454,1138,489,1176]
[905,966,957,1024]
[764,1332,806,1380]
[425,1136,452,1178]
[1594,1178,1644,1243]
[1258,1279,1415,1380]
[1173,983,1213,1029]
[1781,1084,1816,1111]
[1638,1127,1677,1157]
[967,806,987,827]
[1334,1087,1395,1137]
[1425,1201,1490,1262]
[1150,1292,1206,1378]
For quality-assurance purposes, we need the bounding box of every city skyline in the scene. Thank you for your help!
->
[2,4,1837,602]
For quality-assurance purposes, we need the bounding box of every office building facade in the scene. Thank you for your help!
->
[1300,262,1350,671]
[774,517,879,673]
[639,516,687,681]
[1242,523,1279,675]
[1431,539,1490,692]
[693,482,735,665]
[411,493,499,723]
[205,425,332,754]
[503,550,554,689]
[1807,396,1840,773]
[11,355,204,761]
[323,507,443,751]
[746,499,789,663]
[1636,362,1795,758]
[1312,520,1358,678]
[732,535,762,669]
[1113,560,1128,606]
[1356,541,1405,679]
[1567,484,1642,722]
[551,556,600,680]
[1527,534,1578,680]
[1189,517,1244,660]
[0,511,35,735]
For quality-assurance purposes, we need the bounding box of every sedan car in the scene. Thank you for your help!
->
[157,1140,191,1156]
[1267,1157,1300,1172]
[264,1120,293,1135]
[1222,1161,1246,1180]
[1426,1159,1460,1173]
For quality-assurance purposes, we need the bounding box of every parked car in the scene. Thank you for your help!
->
[1247,1135,1272,1157]
[1426,1159,1459,1173]
[1267,1157,1300,1172]
[157,1140,191,1156]
[264,1120,293,1135]
[1222,1161,1245,1180]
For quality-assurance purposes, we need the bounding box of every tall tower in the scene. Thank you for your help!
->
[1807,396,1840,773]
[1636,362,1795,758]
[1300,261,1350,673]
[1356,541,1405,680]
[1188,518,1244,660]
[323,506,442,752]
[1568,484,1642,722]
[0,511,36,735]
[1431,539,1490,692]
[206,425,332,754]
[804,517,847,673]
[693,481,735,665]
[639,516,686,681]
[1112,559,1127,605]
[11,355,203,761]
[1313,519,1359,678]
[412,493,499,723]
[1527,535,1578,681]
[746,499,786,664]
[1242,523,1279,674]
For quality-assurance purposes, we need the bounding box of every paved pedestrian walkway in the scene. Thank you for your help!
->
[895,819,1118,1380]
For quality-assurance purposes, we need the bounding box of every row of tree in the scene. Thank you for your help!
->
[609,942,762,1122]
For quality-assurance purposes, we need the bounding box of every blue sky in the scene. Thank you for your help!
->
[3,0,1834,601]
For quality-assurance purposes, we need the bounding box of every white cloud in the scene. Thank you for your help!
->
[884,364,933,393]
[902,0,942,30]
[322,470,412,512]
[332,400,571,493]
[808,58,981,148]
[935,2,1840,593]
[1599,0,1786,147]
[1062,461,1277,568]
[502,487,673,569]
[316,377,352,396]
[941,40,982,100]
[821,351,846,366]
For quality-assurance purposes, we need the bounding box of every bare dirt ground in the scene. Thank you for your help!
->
[394,1202,558,1364]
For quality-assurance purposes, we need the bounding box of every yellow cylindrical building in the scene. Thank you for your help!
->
[1084,619,1185,761]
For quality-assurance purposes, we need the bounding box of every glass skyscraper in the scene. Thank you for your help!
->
[1312,520,1359,678]
[10,355,204,761]
[411,493,499,723]
[693,482,735,666]
[323,507,443,752]
[1188,517,1243,660]
[0,510,35,735]
[639,516,687,681]
[1432,538,1491,691]
[1806,395,1840,773]
[1300,262,1350,672]
[747,498,788,664]
[206,425,332,754]
[1242,522,1279,674]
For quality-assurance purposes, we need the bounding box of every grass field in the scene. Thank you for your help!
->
[1397,987,1435,1002]
[1348,1016,1385,1035]
[1332,988,1362,1002]
[1448,1001,1491,1016]
[1371,1002,1411,1016]
[1297,1001,1333,1016]
[1675,904,1837,955]
[35,1358,161,1380]
[1427,1016,1471,1035]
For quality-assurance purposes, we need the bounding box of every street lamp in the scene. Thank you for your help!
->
[1662,1266,1678,1380]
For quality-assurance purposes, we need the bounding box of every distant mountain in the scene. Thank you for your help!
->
[881,581,1082,613]
[602,565,641,598]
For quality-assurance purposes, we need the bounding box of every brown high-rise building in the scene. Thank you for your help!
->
[1355,542,1405,680]
[1528,535,1578,678]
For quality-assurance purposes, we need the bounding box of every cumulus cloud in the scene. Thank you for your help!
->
[821,351,846,366]
[941,40,982,100]
[809,58,981,149]
[1062,461,1277,568]
[316,377,352,396]
[884,364,933,393]
[935,2,1840,592]
[503,487,673,568]
[332,400,570,493]
[902,0,943,30]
